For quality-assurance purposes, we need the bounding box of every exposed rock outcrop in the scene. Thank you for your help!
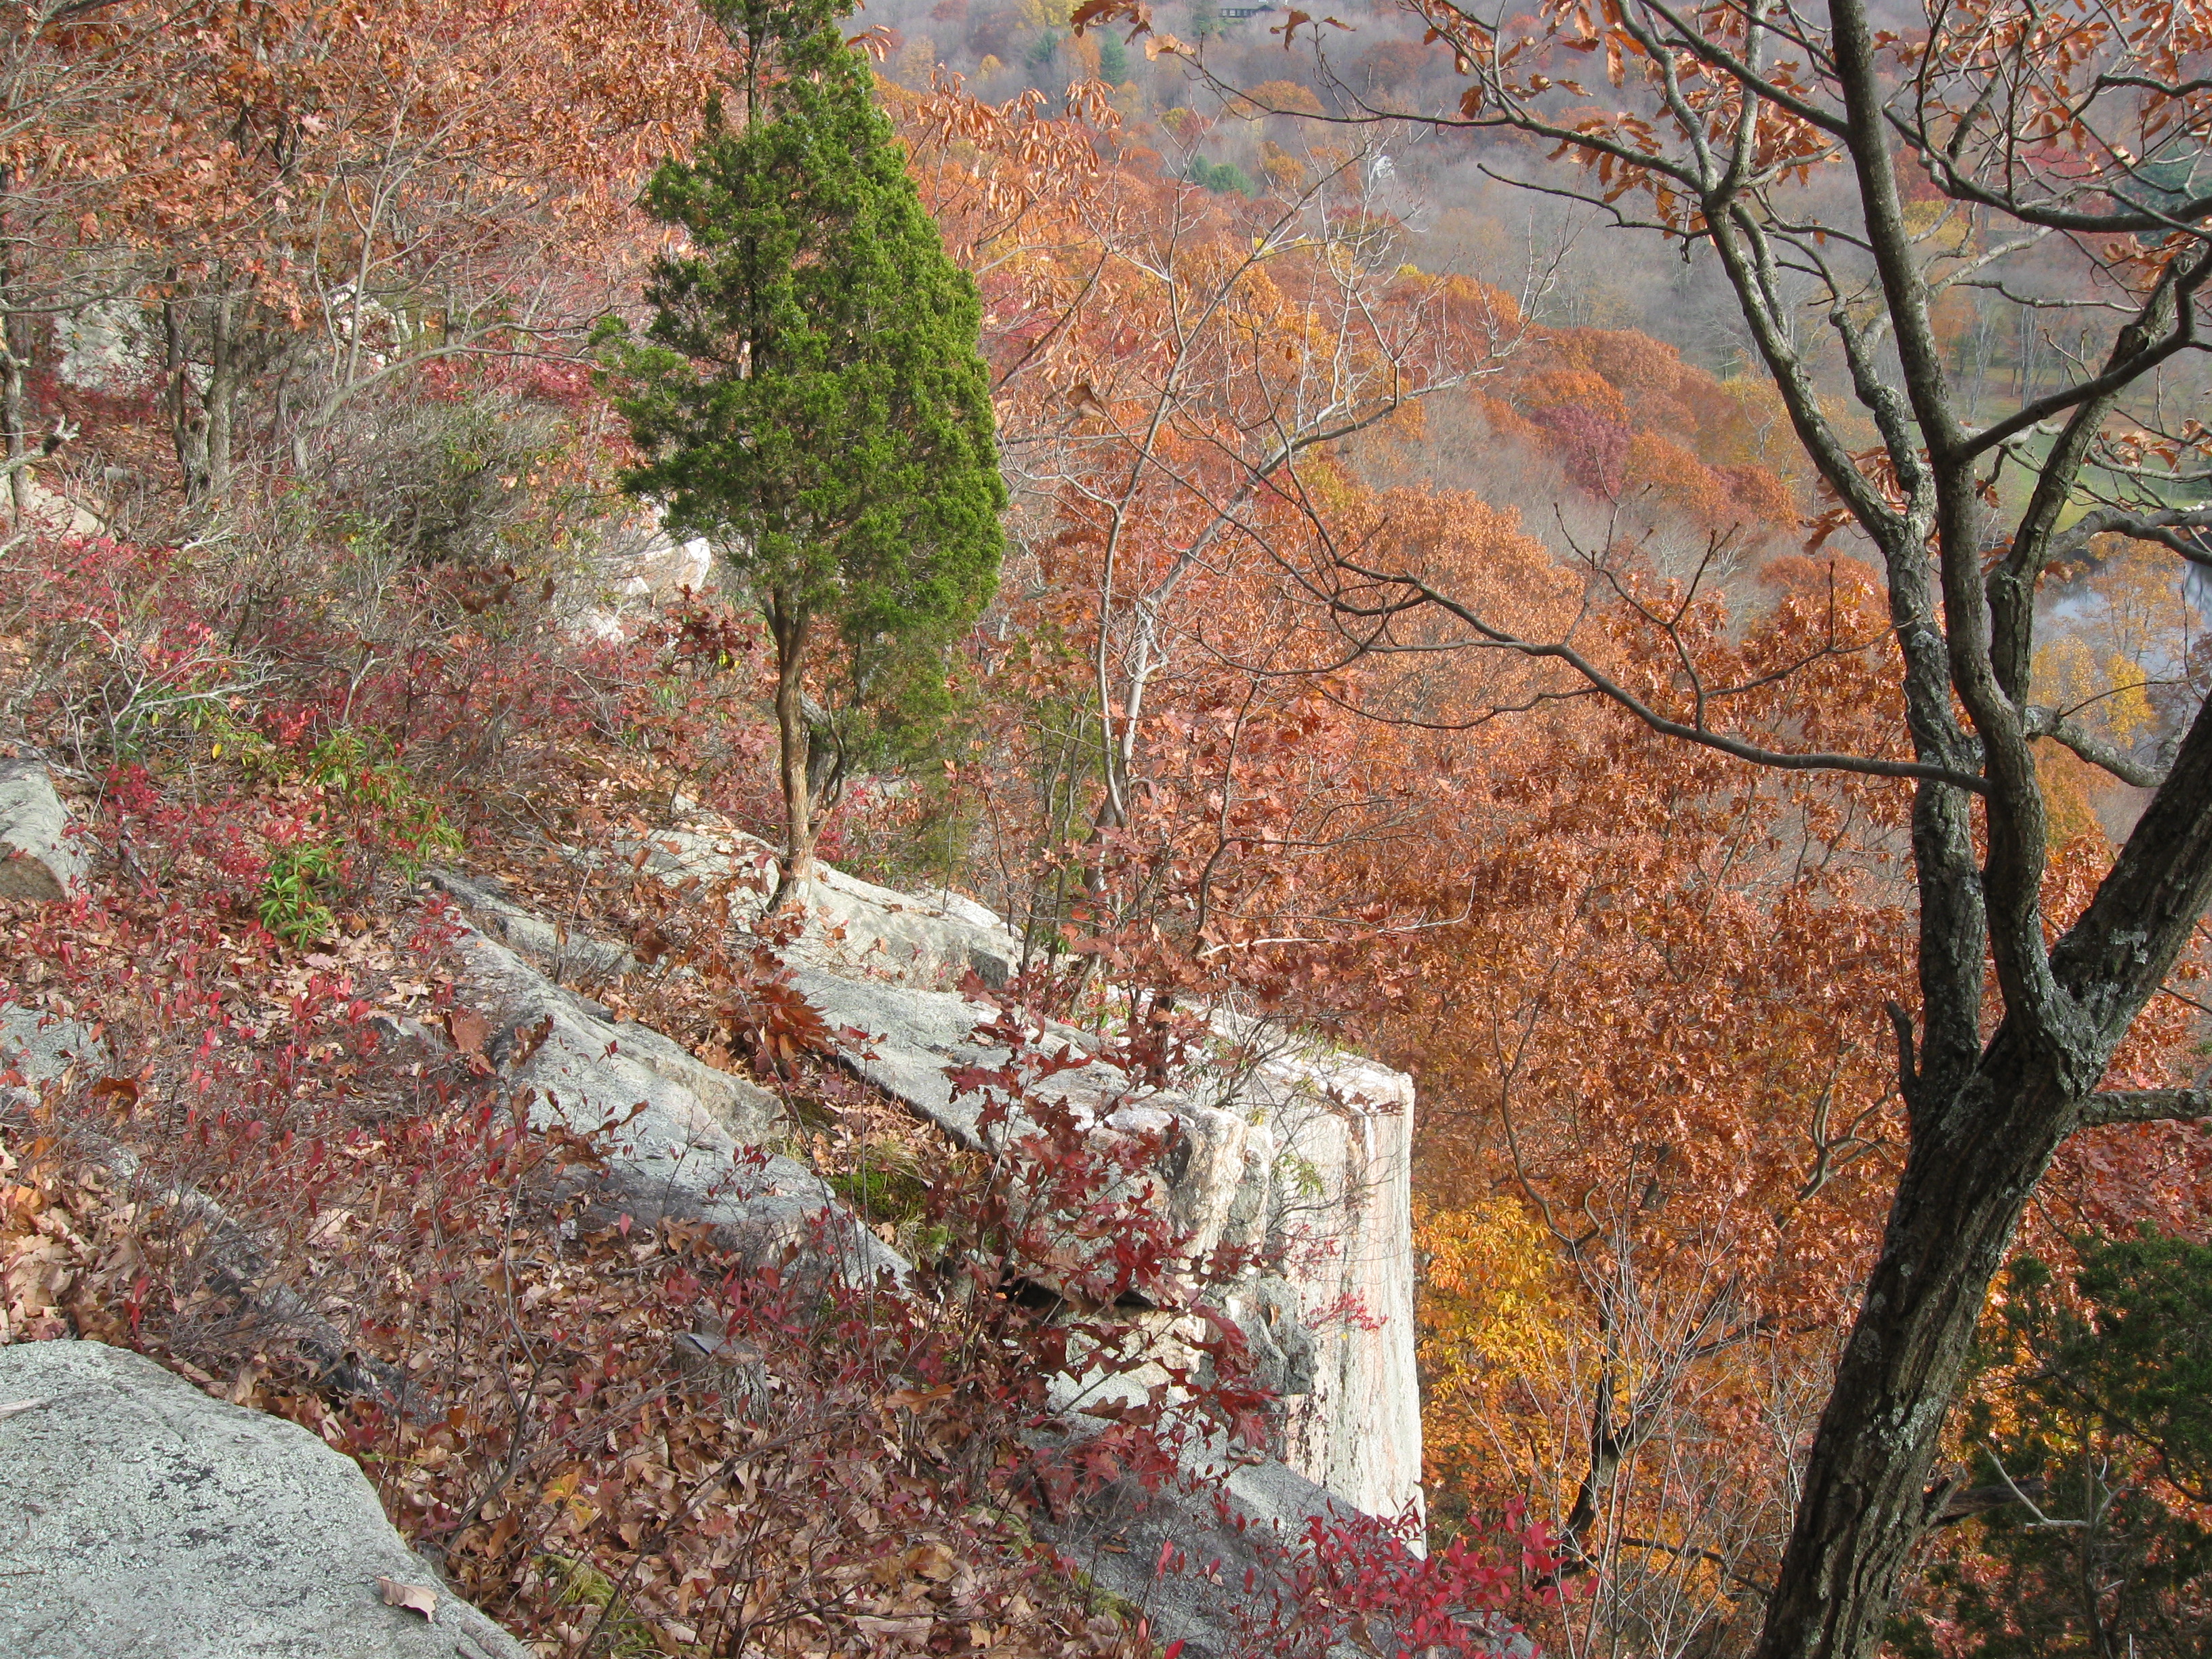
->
[1041,1420,1372,1659]
[0,1006,106,1089]
[446,921,906,1287]
[5,811,1420,1659]
[432,815,1421,1525]
[1235,1032,1421,1521]
[785,961,1419,1518]
[0,757,86,901]
[0,1339,529,1659]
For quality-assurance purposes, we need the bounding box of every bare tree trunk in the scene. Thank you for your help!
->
[769,600,815,913]
[0,164,29,520]
[1,313,28,521]
[1754,1054,2074,1656]
[164,279,209,498]
[163,274,256,501]
[1269,0,2212,1643]
[205,285,236,499]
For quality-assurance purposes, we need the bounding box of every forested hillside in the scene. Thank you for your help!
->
[3,0,2211,1656]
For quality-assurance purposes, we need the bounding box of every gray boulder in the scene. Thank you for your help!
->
[0,1339,528,1659]
[787,968,1027,1149]
[426,868,637,987]
[0,758,86,900]
[1235,1036,1422,1523]
[0,1007,106,1089]
[452,921,783,1146]
[795,859,1023,989]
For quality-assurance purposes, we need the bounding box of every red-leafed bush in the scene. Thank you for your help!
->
[1216,1500,1567,1659]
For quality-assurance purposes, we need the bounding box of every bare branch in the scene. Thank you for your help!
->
[2045,504,2212,571]
[1956,248,2210,462]
[1332,565,1990,792]
[0,416,75,479]
[2023,705,2171,790]
[2076,1089,2212,1128]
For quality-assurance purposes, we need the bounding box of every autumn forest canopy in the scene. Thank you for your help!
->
[2,0,2211,1655]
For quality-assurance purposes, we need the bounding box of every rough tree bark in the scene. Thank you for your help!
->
[1742,14,2212,1646]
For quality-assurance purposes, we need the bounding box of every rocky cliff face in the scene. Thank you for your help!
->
[441,815,1423,1525]
[4,768,1423,1658]
[1237,1034,1421,1521]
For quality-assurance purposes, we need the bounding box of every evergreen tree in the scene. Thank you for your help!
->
[1096,30,1129,83]
[605,0,1005,905]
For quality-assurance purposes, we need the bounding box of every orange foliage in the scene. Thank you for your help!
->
[1515,368,1629,424]
[1500,327,1803,538]
[893,97,2208,1643]
[898,81,1523,1009]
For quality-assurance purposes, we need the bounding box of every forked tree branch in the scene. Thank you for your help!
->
[2023,705,2171,790]
[1332,566,1991,792]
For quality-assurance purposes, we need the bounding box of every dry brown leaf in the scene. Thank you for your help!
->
[886,1384,954,1409]
[905,1541,958,1582]
[375,1576,439,1620]
[855,1614,934,1637]
[507,1013,554,1070]
[446,1006,491,1058]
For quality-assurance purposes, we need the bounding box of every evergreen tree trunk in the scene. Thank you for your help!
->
[769,600,816,912]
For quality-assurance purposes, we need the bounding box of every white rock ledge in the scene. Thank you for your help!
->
[434,823,1423,1525]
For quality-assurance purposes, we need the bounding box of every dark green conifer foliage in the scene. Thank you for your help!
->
[1896,1229,2212,1659]
[1096,31,1130,82]
[605,0,1004,903]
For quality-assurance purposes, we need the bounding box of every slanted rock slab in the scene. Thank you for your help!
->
[0,759,86,900]
[449,928,906,1286]
[1036,1419,1375,1659]
[0,1339,529,1659]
